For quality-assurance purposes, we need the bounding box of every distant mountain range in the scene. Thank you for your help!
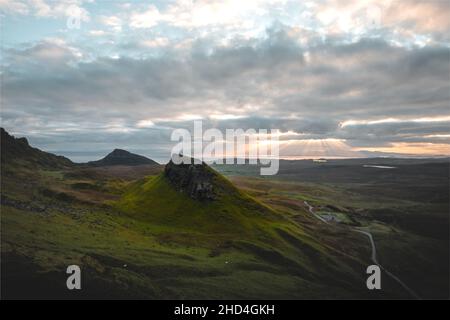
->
[1,128,159,169]
[2,128,448,170]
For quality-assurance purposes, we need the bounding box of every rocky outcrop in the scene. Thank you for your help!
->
[164,158,216,201]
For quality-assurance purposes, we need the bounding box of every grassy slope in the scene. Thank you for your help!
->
[112,171,371,296]
[2,165,374,299]
[115,173,281,234]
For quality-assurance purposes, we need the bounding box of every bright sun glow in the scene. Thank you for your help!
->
[278,139,362,159]
[357,142,450,156]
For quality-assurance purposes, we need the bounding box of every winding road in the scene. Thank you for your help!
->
[304,201,420,300]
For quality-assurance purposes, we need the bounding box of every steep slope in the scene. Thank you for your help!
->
[112,159,370,298]
[116,158,282,235]
[1,128,73,171]
[87,149,158,167]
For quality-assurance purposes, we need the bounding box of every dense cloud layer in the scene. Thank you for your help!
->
[1,1,449,160]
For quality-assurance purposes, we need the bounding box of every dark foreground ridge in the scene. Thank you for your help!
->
[1,127,73,169]
[87,148,158,167]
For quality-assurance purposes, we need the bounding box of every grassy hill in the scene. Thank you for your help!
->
[115,160,281,235]
[1,129,420,299]
[1,130,380,299]
[108,159,375,298]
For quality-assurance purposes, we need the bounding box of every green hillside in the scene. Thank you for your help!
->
[115,161,282,236]
[105,160,370,298]
[1,130,383,299]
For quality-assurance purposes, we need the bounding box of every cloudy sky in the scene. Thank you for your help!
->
[1,0,449,162]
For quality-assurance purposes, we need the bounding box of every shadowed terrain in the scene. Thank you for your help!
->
[1,129,448,299]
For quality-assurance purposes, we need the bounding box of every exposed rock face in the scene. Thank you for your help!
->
[164,159,216,201]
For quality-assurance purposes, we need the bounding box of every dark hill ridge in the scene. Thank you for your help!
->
[1,128,73,169]
[87,149,158,167]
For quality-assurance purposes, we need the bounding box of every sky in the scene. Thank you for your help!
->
[1,0,449,162]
